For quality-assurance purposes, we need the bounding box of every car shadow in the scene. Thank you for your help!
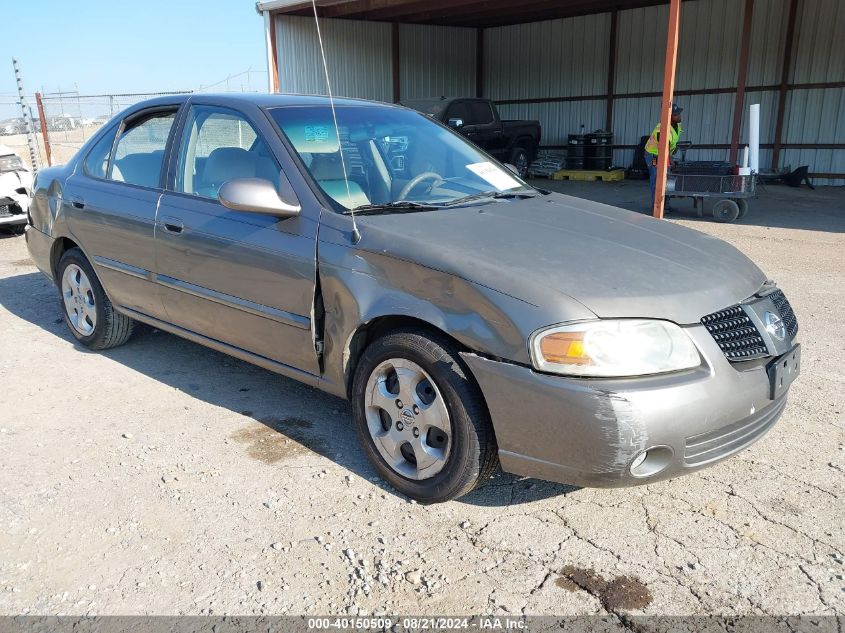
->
[0,269,577,507]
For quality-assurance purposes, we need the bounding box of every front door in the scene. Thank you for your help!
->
[64,106,179,319]
[154,103,319,375]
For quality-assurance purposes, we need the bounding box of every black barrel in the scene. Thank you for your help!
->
[586,131,613,171]
[567,134,587,170]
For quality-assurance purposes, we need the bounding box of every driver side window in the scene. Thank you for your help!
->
[175,106,279,200]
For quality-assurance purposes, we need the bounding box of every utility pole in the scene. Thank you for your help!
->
[12,58,39,171]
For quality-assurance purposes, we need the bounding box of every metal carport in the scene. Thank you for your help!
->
[256,0,845,209]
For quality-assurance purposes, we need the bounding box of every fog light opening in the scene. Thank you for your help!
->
[629,446,674,478]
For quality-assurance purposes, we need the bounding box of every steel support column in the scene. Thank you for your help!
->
[652,0,681,219]
[605,9,618,131]
[729,0,755,164]
[771,0,799,170]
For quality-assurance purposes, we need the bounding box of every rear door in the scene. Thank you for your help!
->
[64,106,179,319]
[460,100,505,158]
[154,102,320,375]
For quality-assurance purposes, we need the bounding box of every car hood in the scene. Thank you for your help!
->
[354,192,767,324]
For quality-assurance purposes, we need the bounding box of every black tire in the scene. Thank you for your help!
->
[57,247,135,350]
[737,198,749,219]
[509,146,530,178]
[351,327,498,503]
[712,199,740,223]
[5,224,26,236]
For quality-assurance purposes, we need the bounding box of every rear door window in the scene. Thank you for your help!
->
[470,101,494,125]
[446,101,472,125]
[83,127,117,179]
[109,110,176,188]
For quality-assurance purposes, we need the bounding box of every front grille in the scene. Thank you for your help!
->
[0,202,22,218]
[700,306,768,360]
[769,289,798,339]
[684,397,786,466]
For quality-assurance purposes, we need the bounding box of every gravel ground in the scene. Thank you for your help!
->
[0,182,843,618]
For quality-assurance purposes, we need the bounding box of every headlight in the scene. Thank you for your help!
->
[0,154,25,173]
[530,319,700,377]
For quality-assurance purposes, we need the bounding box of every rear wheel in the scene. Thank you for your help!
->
[712,199,740,223]
[351,328,498,503]
[737,198,750,219]
[57,248,135,349]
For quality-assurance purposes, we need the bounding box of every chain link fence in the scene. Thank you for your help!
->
[1,69,268,171]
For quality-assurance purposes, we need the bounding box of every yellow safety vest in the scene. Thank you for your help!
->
[644,122,682,155]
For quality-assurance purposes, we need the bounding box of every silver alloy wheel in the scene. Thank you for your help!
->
[61,263,97,336]
[365,358,452,480]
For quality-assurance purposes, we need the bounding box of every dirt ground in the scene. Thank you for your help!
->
[0,182,843,618]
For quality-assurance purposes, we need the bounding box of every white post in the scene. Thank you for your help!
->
[749,103,760,174]
[12,58,39,171]
[263,11,275,93]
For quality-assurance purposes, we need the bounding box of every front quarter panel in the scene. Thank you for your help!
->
[316,212,597,397]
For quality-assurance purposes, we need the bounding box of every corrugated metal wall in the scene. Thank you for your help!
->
[780,0,845,183]
[273,0,844,184]
[276,15,392,102]
[399,24,477,99]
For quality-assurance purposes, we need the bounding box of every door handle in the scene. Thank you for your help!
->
[159,216,184,235]
[70,197,85,209]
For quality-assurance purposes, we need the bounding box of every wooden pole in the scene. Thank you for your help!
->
[729,0,754,164]
[35,92,52,167]
[652,0,681,219]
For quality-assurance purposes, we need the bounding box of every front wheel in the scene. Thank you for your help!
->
[351,328,498,503]
[509,146,530,178]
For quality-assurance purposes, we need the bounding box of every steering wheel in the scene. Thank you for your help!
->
[398,172,444,201]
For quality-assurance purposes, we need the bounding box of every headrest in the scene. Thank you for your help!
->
[202,147,256,184]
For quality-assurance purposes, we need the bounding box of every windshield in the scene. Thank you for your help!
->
[268,105,532,211]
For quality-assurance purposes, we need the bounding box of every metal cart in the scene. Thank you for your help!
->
[664,143,756,223]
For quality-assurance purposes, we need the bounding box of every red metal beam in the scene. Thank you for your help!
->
[605,9,618,131]
[392,22,401,103]
[35,92,51,167]
[771,0,799,170]
[729,0,754,164]
[269,14,280,92]
[653,0,680,220]
[475,27,484,97]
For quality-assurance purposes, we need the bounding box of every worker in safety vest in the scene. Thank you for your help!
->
[644,103,683,210]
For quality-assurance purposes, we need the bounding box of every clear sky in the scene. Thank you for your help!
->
[2,0,268,97]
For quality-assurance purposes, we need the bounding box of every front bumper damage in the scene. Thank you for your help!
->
[0,169,32,226]
[461,325,794,488]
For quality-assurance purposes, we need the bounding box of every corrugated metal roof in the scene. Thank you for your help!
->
[399,24,477,100]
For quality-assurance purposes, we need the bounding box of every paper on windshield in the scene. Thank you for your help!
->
[465,161,521,191]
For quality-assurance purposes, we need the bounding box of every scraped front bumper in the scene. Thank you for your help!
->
[461,326,793,488]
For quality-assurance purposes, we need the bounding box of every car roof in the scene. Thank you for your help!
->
[127,93,401,111]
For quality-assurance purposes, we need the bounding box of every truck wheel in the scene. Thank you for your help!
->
[509,147,530,178]
[57,247,135,350]
[351,328,498,503]
[712,199,740,223]
[737,198,749,219]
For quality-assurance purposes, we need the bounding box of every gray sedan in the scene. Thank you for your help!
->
[26,94,800,503]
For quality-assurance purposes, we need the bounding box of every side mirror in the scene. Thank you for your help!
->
[447,118,464,129]
[504,163,520,175]
[218,178,300,218]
